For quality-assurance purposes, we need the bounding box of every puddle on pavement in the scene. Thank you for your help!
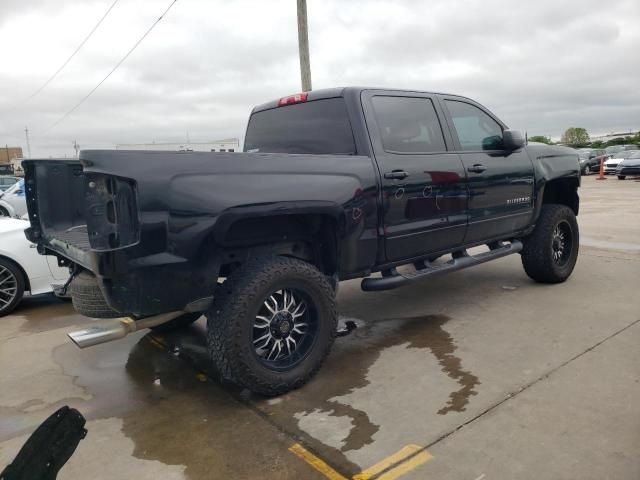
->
[43,322,310,479]
[241,314,480,475]
[13,295,81,335]
[23,312,479,478]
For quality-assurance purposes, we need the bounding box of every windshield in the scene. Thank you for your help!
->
[612,152,629,159]
[244,98,356,154]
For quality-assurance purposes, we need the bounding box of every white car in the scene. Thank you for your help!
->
[0,217,69,316]
[0,179,27,218]
[604,152,636,175]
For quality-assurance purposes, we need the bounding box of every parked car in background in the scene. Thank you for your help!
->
[577,148,606,174]
[0,179,27,217]
[604,144,639,158]
[0,217,69,316]
[0,176,19,192]
[604,151,637,174]
[615,151,640,180]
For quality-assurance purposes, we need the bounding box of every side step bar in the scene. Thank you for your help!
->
[361,240,523,292]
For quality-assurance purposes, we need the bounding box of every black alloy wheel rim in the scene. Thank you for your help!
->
[252,288,318,371]
[551,220,573,267]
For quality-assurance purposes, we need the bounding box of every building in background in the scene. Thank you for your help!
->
[116,138,240,153]
[1,146,23,175]
[1,146,23,163]
[591,130,639,143]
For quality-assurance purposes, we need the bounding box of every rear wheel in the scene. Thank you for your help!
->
[206,256,337,396]
[521,204,579,283]
[582,165,590,175]
[0,257,25,316]
[0,206,10,217]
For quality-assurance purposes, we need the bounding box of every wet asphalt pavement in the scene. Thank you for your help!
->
[1,176,639,479]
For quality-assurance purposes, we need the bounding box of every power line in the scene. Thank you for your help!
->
[46,0,179,132]
[27,0,120,101]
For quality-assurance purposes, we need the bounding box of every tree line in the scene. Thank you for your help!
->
[529,128,640,148]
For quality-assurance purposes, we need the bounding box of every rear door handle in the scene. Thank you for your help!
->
[384,170,409,180]
[467,164,487,173]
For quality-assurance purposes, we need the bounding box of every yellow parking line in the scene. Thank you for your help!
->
[290,442,433,480]
[289,443,348,480]
[376,450,432,480]
[353,444,431,480]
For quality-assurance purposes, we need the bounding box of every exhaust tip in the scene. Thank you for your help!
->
[67,320,129,349]
[67,331,83,348]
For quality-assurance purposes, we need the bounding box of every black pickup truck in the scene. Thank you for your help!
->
[24,87,580,395]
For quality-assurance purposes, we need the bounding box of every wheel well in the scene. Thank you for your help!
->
[218,214,339,276]
[0,255,30,291]
[542,178,579,215]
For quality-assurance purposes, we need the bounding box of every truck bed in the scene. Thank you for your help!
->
[22,150,377,317]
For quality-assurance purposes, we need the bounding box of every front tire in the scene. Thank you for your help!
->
[618,175,626,180]
[0,257,25,316]
[0,206,10,217]
[206,256,337,396]
[521,204,579,283]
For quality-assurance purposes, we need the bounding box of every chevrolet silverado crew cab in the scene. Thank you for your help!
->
[23,87,580,395]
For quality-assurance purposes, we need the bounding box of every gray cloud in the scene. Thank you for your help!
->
[1,0,638,157]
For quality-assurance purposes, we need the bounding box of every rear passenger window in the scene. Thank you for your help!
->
[372,96,446,153]
[445,100,503,151]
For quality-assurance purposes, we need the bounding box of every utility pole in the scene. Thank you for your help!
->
[24,126,32,158]
[296,0,312,91]
[73,140,80,158]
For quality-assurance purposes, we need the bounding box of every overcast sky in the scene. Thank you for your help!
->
[1,0,638,157]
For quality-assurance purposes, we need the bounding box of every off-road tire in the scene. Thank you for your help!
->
[0,257,25,316]
[206,256,337,396]
[150,313,202,332]
[70,271,121,318]
[618,175,626,180]
[521,204,579,283]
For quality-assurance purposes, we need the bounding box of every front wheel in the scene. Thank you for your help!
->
[206,256,337,396]
[618,175,626,180]
[0,257,25,316]
[521,204,579,283]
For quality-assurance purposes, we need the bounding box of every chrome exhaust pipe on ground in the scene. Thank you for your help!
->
[67,311,185,348]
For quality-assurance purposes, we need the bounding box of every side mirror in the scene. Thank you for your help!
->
[503,129,525,151]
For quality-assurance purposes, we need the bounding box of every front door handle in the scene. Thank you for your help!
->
[467,164,487,173]
[384,170,409,180]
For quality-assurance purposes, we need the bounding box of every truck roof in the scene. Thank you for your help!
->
[251,86,468,114]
